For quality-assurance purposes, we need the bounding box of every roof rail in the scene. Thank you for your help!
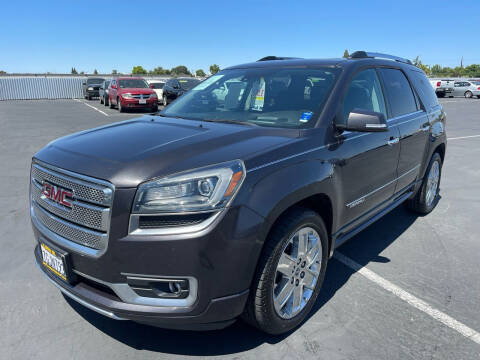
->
[349,51,412,65]
[257,56,301,62]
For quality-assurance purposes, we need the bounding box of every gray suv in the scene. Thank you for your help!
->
[31,52,446,334]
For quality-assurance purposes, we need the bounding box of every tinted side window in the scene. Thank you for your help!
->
[379,68,418,118]
[409,70,439,111]
[341,68,387,123]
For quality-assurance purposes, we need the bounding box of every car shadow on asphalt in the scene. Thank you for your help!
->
[65,205,419,356]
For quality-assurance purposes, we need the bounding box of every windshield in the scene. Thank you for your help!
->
[178,78,200,90]
[150,82,164,89]
[87,78,104,84]
[119,79,148,88]
[161,67,340,128]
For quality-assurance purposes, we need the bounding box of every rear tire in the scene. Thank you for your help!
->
[465,91,473,99]
[242,207,329,335]
[104,95,109,107]
[407,153,442,214]
[437,92,445,98]
[163,95,168,106]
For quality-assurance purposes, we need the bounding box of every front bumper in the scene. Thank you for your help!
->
[32,201,264,330]
[86,90,100,97]
[119,98,157,108]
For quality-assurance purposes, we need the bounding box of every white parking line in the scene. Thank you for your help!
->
[334,251,480,345]
[448,134,480,141]
[74,99,109,116]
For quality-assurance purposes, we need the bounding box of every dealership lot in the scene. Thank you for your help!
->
[1,98,480,359]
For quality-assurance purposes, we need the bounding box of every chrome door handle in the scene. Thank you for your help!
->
[387,137,399,146]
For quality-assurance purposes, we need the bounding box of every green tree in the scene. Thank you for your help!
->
[412,56,430,75]
[150,66,167,75]
[343,49,349,58]
[195,69,206,77]
[132,66,147,74]
[0,70,6,75]
[209,64,220,75]
[112,69,118,75]
[93,69,98,75]
[71,67,78,74]
[171,65,191,75]
[430,64,442,76]
[464,64,480,77]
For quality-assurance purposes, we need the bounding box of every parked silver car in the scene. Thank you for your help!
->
[453,81,480,98]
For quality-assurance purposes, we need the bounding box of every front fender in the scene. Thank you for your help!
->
[243,160,338,245]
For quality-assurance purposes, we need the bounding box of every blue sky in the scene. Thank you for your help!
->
[1,0,478,74]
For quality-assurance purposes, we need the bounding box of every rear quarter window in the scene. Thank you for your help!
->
[409,70,440,111]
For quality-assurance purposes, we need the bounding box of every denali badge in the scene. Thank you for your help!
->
[41,182,73,208]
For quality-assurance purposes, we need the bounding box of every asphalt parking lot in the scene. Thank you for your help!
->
[1,97,480,359]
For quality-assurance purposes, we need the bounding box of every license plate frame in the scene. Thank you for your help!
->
[139,99,147,104]
[40,241,73,283]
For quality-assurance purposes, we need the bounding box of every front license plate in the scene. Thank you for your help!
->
[139,99,147,104]
[40,243,67,281]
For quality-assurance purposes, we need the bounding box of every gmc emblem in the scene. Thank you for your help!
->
[41,182,73,208]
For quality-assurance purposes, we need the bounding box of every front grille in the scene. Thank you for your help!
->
[30,161,114,253]
[132,94,152,99]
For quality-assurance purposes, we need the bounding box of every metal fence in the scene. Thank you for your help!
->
[0,75,181,101]
[0,77,87,100]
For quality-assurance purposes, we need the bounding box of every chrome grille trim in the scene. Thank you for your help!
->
[31,163,112,206]
[31,180,109,231]
[32,202,107,250]
[30,160,114,257]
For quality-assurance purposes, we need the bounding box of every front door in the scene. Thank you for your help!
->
[335,68,401,229]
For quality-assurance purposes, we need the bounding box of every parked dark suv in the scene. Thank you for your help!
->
[162,77,200,106]
[82,77,105,100]
[31,52,446,334]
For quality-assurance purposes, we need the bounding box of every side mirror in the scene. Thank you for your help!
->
[337,109,388,132]
[111,84,117,89]
[149,84,155,89]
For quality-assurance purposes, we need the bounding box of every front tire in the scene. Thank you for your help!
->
[104,95,109,107]
[407,153,442,214]
[242,208,329,334]
[118,98,124,112]
[465,91,473,98]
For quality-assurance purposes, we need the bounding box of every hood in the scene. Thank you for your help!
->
[34,116,298,187]
[118,88,154,95]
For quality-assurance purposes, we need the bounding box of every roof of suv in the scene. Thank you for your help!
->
[226,52,418,72]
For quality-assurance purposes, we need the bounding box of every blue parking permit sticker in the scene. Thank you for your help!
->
[299,111,313,122]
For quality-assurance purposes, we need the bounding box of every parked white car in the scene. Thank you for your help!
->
[146,80,165,103]
[453,81,480,98]
[429,79,455,98]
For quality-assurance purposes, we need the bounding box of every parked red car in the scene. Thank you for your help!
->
[108,77,158,112]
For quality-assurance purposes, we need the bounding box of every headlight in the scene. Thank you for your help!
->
[133,160,245,214]
[121,93,133,99]
[87,87,94,91]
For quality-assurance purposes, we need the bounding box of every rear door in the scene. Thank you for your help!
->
[336,68,401,227]
[378,68,429,193]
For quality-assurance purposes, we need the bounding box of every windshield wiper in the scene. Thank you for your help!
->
[202,119,259,127]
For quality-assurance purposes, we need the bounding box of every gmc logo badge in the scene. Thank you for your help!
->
[41,183,73,208]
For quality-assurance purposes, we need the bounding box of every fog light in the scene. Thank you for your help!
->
[127,276,190,299]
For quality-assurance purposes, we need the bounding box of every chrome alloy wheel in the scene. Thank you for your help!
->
[273,227,322,319]
[426,160,440,207]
